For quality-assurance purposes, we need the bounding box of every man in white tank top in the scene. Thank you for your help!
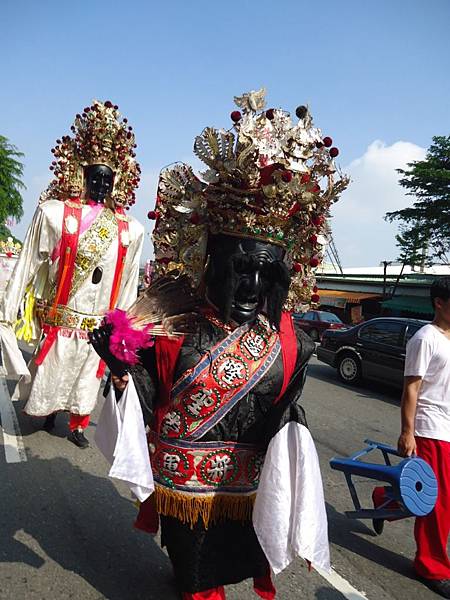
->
[398,276,450,598]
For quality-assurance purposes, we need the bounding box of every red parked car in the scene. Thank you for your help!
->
[293,310,347,341]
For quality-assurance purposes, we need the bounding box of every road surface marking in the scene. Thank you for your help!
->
[317,567,368,599]
[0,376,27,463]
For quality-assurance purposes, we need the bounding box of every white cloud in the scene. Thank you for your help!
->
[330,140,426,267]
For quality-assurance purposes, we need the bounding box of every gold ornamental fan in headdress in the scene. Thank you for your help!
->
[150,89,349,311]
[43,100,141,208]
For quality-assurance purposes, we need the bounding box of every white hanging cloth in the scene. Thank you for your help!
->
[95,374,154,503]
[253,421,330,575]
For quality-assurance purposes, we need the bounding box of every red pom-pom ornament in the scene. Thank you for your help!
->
[311,294,320,303]
[300,173,311,184]
[266,108,275,120]
[231,111,242,122]
[329,147,339,158]
[311,215,323,227]
[323,136,333,147]
[309,234,318,244]
[281,170,293,183]
[293,263,302,273]
[147,210,159,220]
[310,256,320,268]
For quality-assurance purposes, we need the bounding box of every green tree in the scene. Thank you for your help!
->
[395,223,430,269]
[0,135,25,241]
[385,135,450,262]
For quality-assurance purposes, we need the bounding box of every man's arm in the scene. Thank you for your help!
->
[397,376,422,457]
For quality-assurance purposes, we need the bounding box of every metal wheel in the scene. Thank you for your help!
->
[337,353,361,384]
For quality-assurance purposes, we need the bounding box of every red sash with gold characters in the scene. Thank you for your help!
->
[35,199,83,365]
[159,315,281,441]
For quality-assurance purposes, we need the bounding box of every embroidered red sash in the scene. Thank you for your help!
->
[96,206,129,378]
[35,199,83,365]
[36,202,129,371]
[159,315,281,441]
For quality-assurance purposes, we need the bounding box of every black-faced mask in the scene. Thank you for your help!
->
[204,234,291,329]
[84,164,114,204]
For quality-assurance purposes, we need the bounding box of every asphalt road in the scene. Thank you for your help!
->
[0,353,443,600]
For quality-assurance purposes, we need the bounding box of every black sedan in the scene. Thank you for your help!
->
[316,317,429,387]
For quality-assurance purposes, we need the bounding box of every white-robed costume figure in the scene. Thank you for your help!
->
[0,100,144,448]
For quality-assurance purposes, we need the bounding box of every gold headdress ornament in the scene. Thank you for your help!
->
[151,88,349,311]
[45,100,140,207]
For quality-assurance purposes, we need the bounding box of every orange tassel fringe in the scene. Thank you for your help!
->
[153,484,256,529]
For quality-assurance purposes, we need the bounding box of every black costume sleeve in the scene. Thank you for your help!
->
[103,345,160,428]
[128,346,160,427]
[261,323,315,445]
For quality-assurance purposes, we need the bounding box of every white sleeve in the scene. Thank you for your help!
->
[404,334,433,377]
[0,206,51,380]
[253,421,330,574]
[1,206,50,324]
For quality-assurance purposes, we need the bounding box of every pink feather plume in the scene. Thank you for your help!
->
[105,309,154,365]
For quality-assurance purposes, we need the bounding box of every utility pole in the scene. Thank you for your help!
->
[382,260,392,299]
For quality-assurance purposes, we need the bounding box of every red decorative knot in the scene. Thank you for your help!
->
[104,101,113,108]
[300,173,311,184]
[323,136,333,147]
[313,285,318,292]
[309,234,318,244]
[288,202,301,216]
[190,212,200,224]
[281,170,293,183]
[329,147,339,158]
[147,210,159,220]
[311,294,320,303]
[230,110,242,122]
[293,262,302,273]
[311,215,323,226]
[309,256,320,268]
[266,108,275,120]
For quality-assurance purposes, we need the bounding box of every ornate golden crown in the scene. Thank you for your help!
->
[151,89,349,311]
[45,100,141,207]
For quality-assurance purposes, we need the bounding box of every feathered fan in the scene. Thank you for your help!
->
[104,275,201,365]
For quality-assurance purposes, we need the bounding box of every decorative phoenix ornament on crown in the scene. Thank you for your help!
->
[43,100,141,207]
[151,88,350,311]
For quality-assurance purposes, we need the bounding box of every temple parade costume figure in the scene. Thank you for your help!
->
[90,89,349,597]
[0,100,144,448]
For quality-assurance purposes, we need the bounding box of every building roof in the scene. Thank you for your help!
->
[381,295,433,315]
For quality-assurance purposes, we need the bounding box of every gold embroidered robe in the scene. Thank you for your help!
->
[0,199,144,416]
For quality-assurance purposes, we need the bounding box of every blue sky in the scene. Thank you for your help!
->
[2,0,449,266]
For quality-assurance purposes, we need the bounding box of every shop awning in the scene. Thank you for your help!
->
[381,295,433,315]
[318,290,381,303]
